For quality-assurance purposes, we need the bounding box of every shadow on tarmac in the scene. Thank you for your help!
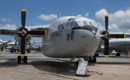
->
[31,60,88,79]
[0,59,19,67]
[31,60,74,74]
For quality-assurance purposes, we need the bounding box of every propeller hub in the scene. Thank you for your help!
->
[18,27,28,37]
[106,33,110,38]
[102,31,110,39]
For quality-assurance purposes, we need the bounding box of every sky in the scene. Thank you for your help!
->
[0,0,130,41]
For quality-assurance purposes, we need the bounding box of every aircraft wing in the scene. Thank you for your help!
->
[109,32,130,38]
[26,25,49,37]
[0,28,17,36]
[100,32,130,45]
[0,25,49,36]
[30,41,42,45]
[26,25,49,31]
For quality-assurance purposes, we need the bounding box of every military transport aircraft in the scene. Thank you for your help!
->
[109,39,130,56]
[0,39,13,51]
[97,38,130,56]
[0,9,128,64]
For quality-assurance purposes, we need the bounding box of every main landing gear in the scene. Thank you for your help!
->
[89,56,96,63]
[116,53,120,56]
[83,56,96,64]
[17,54,27,63]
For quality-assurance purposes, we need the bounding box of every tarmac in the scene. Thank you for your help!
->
[0,52,130,80]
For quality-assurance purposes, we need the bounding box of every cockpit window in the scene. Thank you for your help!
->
[65,21,75,28]
[70,21,74,27]
[84,21,89,26]
[58,19,97,31]
[58,24,64,30]
[66,23,70,28]
[89,21,97,27]
[76,20,84,27]
[73,21,79,27]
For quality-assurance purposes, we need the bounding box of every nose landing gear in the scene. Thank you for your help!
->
[17,54,27,63]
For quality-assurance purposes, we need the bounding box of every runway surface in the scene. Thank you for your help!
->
[0,52,130,80]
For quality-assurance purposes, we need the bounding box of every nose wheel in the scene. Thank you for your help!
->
[17,55,28,63]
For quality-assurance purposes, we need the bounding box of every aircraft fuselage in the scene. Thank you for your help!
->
[42,16,100,58]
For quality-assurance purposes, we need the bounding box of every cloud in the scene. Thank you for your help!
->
[0,24,16,29]
[95,9,108,21]
[38,14,58,21]
[96,22,104,31]
[95,9,130,32]
[1,18,11,22]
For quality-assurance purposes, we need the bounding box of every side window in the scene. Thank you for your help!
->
[66,23,70,28]
[58,24,64,31]
[73,21,79,27]
[70,21,74,28]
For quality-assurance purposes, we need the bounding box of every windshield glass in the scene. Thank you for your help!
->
[73,21,79,27]
[58,19,97,30]
[65,21,77,28]
[89,21,97,27]
[84,20,90,26]
[76,20,84,27]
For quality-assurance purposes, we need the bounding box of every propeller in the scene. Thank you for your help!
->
[101,15,127,57]
[0,9,47,56]
[20,9,26,55]
[0,30,17,35]
[104,15,110,57]
[19,9,47,55]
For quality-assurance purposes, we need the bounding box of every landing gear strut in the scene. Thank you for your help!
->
[88,56,96,63]
[83,56,97,64]
[74,60,79,70]
[95,53,99,57]
[17,54,27,63]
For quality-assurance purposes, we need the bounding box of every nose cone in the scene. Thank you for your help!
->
[74,29,100,56]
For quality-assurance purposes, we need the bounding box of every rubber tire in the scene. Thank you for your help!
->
[74,61,79,70]
[17,56,21,63]
[24,56,27,63]
[93,56,97,63]
[95,54,99,57]
[116,53,120,56]
[88,57,93,63]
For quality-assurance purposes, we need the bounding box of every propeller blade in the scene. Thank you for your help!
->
[21,37,25,54]
[28,30,47,35]
[110,34,125,38]
[20,9,26,55]
[104,15,109,57]
[0,30,17,35]
[104,38,109,57]
[105,15,108,32]
[21,9,26,28]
